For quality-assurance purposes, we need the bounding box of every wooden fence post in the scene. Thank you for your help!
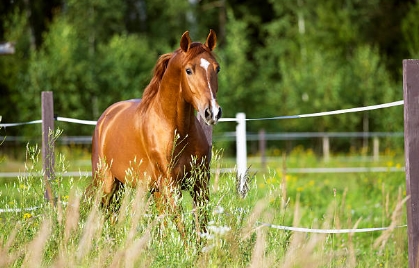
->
[403,59,419,268]
[41,91,55,204]
[322,135,330,162]
[259,129,266,171]
[373,137,379,162]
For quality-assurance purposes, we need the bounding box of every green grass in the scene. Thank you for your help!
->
[0,145,407,267]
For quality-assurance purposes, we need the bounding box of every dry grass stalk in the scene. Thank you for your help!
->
[76,196,104,262]
[124,231,151,268]
[281,196,305,268]
[280,198,334,268]
[107,182,152,268]
[240,199,269,241]
[249,226,267,268]
[109,227,152,268]
[212,162,221,193]
[21,218,52,268]
[249,212,274,268]
[332,188,342,232]
[373,187,409,251]
[127,184,148,241]
[347,217,362,268]
[292,193,300,227]
[63,190,81,244]
[281,152,287,210]
[0,225,21,267]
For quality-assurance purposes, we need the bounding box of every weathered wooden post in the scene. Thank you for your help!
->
[322,135,330,162]
[373,136,379,162]
[259,129,267,171]
[41,91,55,203]
[403,59,419,268]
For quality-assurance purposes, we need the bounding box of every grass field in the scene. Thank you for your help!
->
[0,145,408,267]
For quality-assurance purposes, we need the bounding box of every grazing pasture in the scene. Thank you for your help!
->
[0,145,407,267]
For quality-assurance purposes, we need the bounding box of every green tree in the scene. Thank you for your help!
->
[0,9,32,134]
[401,1,419,59]
[251,0,401,134]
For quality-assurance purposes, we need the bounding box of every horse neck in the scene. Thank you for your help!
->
[155,68,195,135]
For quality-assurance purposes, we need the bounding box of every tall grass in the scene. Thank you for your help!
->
[0,145,408,267]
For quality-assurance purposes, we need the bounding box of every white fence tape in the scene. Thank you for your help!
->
[259,222,407,234]
[56,117,97,125]
[0,204,406,235]
[0,206,39,213]
[0,100,405,127]
[219,100,404,122]
[0,119,43,127]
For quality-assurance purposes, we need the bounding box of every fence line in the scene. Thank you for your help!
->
[0,206,39,213]
[0,166,406,179]
[0,100,405,128]
[219,100,404,122]
[0,202,406,235]
[56,116,97,125]
[259,222,407,234]
[0,119,43,128]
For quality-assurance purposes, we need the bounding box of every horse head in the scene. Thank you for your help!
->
[178,30,222,125]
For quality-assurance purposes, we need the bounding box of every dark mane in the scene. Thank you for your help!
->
[141,52,173,108]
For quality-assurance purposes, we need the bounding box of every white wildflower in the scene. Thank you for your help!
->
[213,206,224,215]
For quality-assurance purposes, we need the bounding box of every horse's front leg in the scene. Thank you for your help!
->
[153,184,186,238]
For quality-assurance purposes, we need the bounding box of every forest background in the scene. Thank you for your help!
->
[1,0,418,151]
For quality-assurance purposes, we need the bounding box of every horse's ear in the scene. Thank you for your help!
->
[180,31,192,52]
[205,29,217,51]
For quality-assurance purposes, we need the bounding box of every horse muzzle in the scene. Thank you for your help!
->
[202,104,222,125]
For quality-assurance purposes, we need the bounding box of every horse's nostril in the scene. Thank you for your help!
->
[205,108,212,119]
[217,107,222,119]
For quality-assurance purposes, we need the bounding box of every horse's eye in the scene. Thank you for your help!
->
[186,68,193,75]
[216,66,221,73]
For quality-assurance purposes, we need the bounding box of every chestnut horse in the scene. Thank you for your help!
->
[90,30,221,236]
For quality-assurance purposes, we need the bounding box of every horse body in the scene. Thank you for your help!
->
[90,30,221,235]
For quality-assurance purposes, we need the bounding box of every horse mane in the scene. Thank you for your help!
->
[140,42,213,108]
[141,52,173,108]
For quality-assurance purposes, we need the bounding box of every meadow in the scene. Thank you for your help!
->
[0,144,408,267]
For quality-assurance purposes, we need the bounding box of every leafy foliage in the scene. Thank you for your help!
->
[0,0,414,140]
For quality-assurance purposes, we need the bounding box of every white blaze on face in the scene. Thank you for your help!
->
[200,58,218,120]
